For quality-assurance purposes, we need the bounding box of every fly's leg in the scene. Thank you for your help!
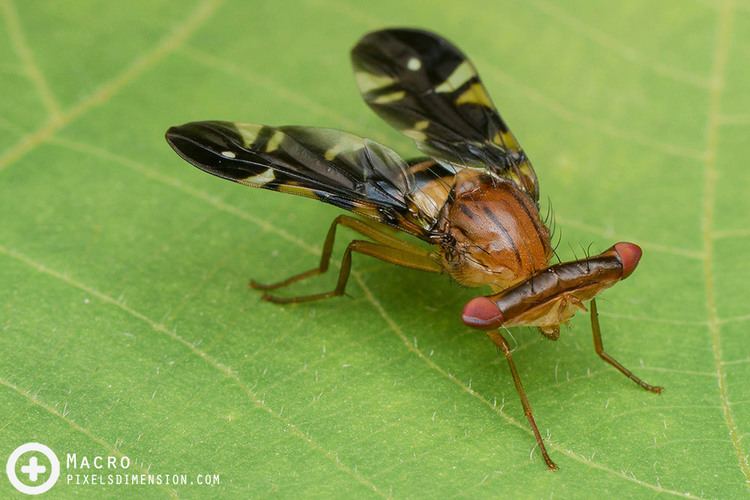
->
[260,239,441,304]
[486,330,558,471]
[590,298,663,394]
[251,215,425,291]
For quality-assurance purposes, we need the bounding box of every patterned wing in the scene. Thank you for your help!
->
[351,28,539,201]
[165,121,431,237]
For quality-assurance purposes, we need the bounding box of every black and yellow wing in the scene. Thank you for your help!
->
[165,121,440,238]
[351,28,539,202]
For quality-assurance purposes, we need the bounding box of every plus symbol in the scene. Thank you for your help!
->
[21,456,46,482]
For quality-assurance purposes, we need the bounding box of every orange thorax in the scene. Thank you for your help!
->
[438,170,551,291]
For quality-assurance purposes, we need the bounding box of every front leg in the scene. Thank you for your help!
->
[590,298,663,394]
[486,330,558,470]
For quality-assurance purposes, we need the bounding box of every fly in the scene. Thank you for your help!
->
[165,28,662,470]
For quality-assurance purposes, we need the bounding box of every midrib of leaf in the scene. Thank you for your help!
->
[701,0,750,485]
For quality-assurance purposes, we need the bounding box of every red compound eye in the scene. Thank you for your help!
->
[462,297,505,329]
[613,242,642,279]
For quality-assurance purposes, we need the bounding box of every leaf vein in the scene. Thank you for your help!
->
[0,0,62,121]
[0,0,222,172]
[0,376,179,498]
[526,0,713,89]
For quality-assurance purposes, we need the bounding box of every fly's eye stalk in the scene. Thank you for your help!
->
[612,242,642,279]
[462,297,504,330]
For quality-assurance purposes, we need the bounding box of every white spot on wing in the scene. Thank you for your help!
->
[221,151,236,158]
[407,57,421,71]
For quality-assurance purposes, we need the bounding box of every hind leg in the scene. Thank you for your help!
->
[251,214,431,291]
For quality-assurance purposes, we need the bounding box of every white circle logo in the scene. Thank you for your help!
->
[5,443,60,495]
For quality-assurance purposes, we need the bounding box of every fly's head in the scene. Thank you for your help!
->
[461,242,643,335]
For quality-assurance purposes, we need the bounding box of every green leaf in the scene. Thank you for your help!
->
[1,0,748,497]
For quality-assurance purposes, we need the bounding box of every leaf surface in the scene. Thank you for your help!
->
[0,0,748,497]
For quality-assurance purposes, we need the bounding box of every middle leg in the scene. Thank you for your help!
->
[251,214,429,291]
